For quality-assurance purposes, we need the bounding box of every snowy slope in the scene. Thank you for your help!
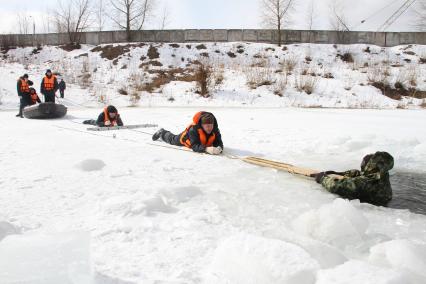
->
[0,107,426,283]
[1,42,425,109]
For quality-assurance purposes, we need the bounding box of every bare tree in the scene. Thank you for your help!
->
[306,0,317,41]
[158,5,171,30]
[306,0,316,31]
[17,12,31,34]
[95,0,107,31]
[413,0,426,31]
[54,0,93,44]
[260,0,296,46]
[329,0,350,31]
[109,0,155,41]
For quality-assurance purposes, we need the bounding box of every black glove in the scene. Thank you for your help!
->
[314,172,326,183]
[313,171,339,183]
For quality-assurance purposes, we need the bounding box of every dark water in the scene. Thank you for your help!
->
[388,172,426,215]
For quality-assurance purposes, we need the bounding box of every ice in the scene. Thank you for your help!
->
[76,159,106,172]
[316,260,408,284]
[205,233,319,284]
[0,232,93,284]
[292,199,368,247]
[369,239,426,283]
[1,104,426,282]
[0,221,20,241]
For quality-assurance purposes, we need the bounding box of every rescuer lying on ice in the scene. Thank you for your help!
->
[152,111,224,155]
[83,105,124,127]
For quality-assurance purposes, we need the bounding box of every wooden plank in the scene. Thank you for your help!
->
[243,157,317,177]
[87,124,157,131]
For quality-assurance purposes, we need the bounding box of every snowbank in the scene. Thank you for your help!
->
[292,199,368,247]
[0,232,93,284]
[0,221,20,241]
[369,239,426,283]
[205,233,319,284]
[316,260,407,284]
[1,42,425,110]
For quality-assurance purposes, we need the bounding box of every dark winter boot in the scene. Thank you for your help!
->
[152,128,165,141]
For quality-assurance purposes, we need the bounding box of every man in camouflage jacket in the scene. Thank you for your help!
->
[314,152,394,206]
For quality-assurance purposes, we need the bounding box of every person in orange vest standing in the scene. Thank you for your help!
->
[16,73,33,118]
[152,111,224,155]
[83,105,124,127]
[40,69,58,103]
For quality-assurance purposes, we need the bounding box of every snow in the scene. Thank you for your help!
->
[205,233,319,284]
[316,260,407,284]
[292,199,369,248]
[0,232,92,284]
[0,107,425,283]
[76,159,106,172]
[369,239,426,283]
[1,42,425,110]
[1,42,426,283]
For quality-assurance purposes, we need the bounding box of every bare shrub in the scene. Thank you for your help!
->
[147,45,160,59]
[337,52,354,63]
[406,66,417,87]
[118,87,128,95]
[295,75,318,95]
[273,74,289,96]
[281,55,298,75]
[245,67,275,89]
[367,66,389,84]
[211,65,224,88]
[194,62,213,97]
[129,92,141,106]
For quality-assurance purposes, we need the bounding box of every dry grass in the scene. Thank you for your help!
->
[147,45,160,59]
[245,67,274,89]
[194,62,213,97]
[272,74,288,97]
[281,56,298,75]
[295,75,318,95]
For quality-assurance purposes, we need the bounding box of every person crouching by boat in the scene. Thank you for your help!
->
[26,87,41,106]
[83,105,124,127]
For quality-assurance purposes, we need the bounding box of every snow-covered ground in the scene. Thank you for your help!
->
[1,42,425,109]
[1,107,426,284]
[1,42,426,283]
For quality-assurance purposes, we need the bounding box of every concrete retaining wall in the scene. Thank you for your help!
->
[1,29,425,48]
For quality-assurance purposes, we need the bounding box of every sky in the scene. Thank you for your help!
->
[0,0,421,34]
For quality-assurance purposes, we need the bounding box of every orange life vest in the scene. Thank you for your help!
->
[43,75,56,91]
[20,78,29,93]
[180,111,216,148]
[103,107,119,126]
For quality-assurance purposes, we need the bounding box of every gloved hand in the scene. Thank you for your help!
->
[314,172,326,183]
[205,146,222,155]
[104,120,111,126]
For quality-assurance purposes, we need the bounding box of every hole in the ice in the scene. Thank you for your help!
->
[388,171,426,215]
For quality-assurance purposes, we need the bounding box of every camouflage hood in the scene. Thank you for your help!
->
[361,151,394,175]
